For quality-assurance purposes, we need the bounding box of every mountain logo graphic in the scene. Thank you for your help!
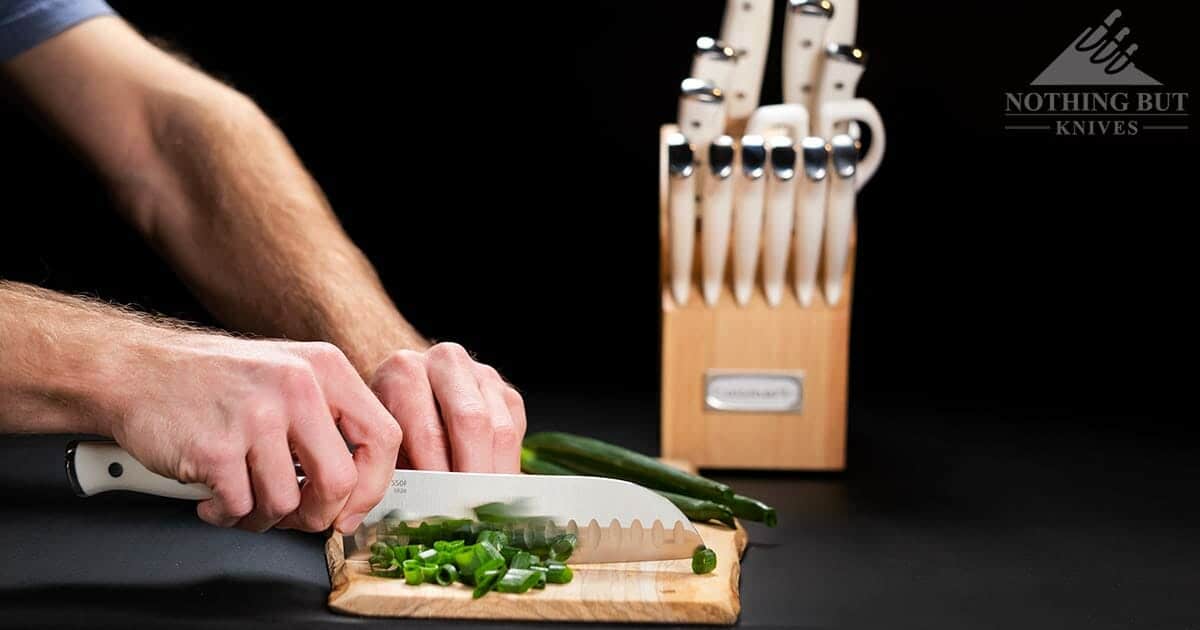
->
[1032,9,1160,86]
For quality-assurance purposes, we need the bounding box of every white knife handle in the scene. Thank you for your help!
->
[701,137,736,306]
[818,98,885,189]
[815,44,867,114]
[782,1,834,107]
[745,103,810,139]
[762,137,797,307]
[822,134,857,307]
[719,0,773,120]
[67,441,212,500]
[732,136,767,306]
[794,137,830,307]
[690,37,737,92]
[666,134,697,306]
[678,79,727,153]
[825,0,857,46]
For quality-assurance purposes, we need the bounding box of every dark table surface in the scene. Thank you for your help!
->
[1,394,1196,630]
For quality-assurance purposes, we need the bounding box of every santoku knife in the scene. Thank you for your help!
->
[66,441,703,564]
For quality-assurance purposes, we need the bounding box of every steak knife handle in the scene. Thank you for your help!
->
[66,440,212,500]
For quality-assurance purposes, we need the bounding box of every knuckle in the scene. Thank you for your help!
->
[502,386,524,409]
[428,342,469,364]
[262,492,301,521]
[477,364,502,383]
[314,460,358,499]
[379,349,426,381]
[380,421,404,451]
[224,493,254,520]
[492,422,520,450]
[452,403,491,431]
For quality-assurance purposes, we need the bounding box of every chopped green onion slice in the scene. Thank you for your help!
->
[421,564,438,583]
[692,546,717,574]
[417,548,439,563]
[510,551,533,570]
[549,533,577,562]
[472,568,504,599]
[545,562,573,584]
[435,564,458,586]
[403,564,423,585]
[495,568,541,594]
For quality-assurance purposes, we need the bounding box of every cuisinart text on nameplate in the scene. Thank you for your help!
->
[703,370,804,414]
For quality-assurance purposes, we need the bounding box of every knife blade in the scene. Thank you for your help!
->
[718,0,773,123]
[66,441,703,563]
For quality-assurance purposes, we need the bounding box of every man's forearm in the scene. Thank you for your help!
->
[3,17,424,378]
[120,85,427,376]
[0,281,167,434]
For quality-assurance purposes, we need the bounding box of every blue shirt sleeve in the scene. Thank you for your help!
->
[0,0,114,61]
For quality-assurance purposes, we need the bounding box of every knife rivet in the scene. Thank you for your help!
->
[742,2,752,11]
[690,120,701,129]
[108,462,123,478]
[801,39,812,49]
[801,84,811,93]
[736,91,746,100]
[834,81,845,90]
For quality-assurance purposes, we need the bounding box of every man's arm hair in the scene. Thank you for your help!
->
[1,17,426,377]
[0,280,197,434]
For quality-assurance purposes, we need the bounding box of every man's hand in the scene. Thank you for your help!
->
[371,343,525,473]
[112,335,401,534]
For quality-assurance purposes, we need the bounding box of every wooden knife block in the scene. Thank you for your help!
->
[659,124,851,471]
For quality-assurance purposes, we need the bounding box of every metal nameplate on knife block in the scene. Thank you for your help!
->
[658,124,852,471]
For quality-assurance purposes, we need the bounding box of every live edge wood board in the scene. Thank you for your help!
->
[326,462,748,624]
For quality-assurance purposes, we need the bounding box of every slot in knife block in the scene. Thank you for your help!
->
[659,124,851,471]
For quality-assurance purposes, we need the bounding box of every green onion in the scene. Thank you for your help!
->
[530,566,548,589]
[500,545,521,563]
[727,494,777,527]
[657,490,737,528]
[544,561,573,584]
[453,545,480,582]
[524,432,734,503]
[549,533,577,562]
[495,568,541,594]
[421,563,439,583]
[476,529,508,549]
[520,447,578,475]
[435,564,458,586]
[692,546,717,574]
[510,551,533,570]
[472,568,503,599]
[417,548,439,563]
[403,562,423,585]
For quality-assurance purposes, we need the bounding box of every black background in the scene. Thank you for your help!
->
[2,3,1198,628]
[1,1,1195,424]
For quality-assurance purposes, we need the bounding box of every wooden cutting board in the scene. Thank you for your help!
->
[325,463,748,625]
